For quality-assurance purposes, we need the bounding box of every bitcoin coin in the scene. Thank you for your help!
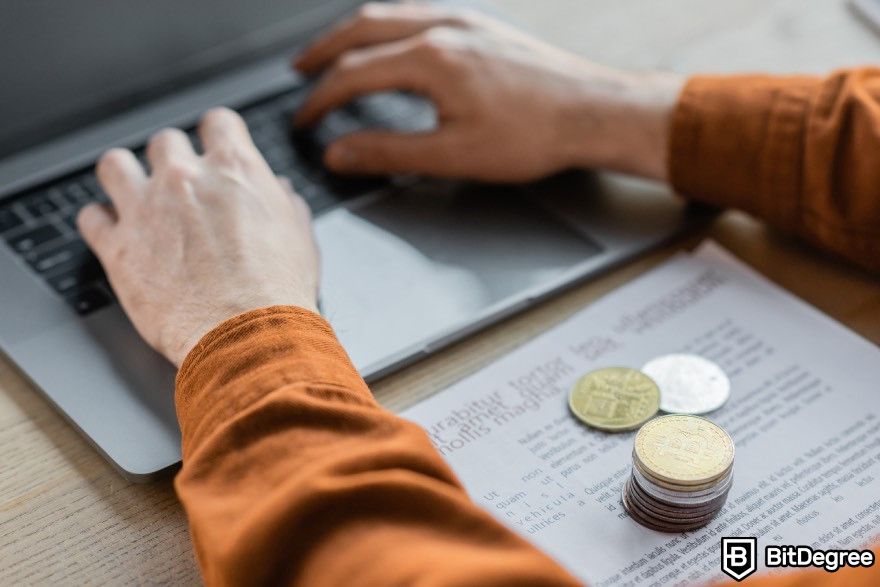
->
[632,463,733,501]
[633,414,734,485]
[568,367,660,432]
[642,354,730,414]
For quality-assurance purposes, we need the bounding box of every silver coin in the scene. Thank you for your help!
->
[626,477,722,515]
[621,485,715,532]
[628,476,728,518]
[631,466,733,505]
[642,354,731,414]
[626,480,722,525]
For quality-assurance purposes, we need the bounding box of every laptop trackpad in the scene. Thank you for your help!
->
[314,183,602,375]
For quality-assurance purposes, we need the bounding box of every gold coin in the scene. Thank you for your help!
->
[633,415,734,486]
[633,457,733,493]
[568,367,660,432]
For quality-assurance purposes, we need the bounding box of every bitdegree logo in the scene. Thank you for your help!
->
[766,545,875,573]
[721,537,757,581]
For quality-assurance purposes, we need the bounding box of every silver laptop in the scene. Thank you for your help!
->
[0,0,704,480]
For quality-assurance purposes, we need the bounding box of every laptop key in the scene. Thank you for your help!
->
[23,192,59,217]
[82,175,110,204]
[48,253,104,291]
[0,208,24,233]
[26,241,89,273]
[50,272,82,294]
[6,224,63,253]
[63,212,79,231]
[61,182,93,206]
[65,285,112,315]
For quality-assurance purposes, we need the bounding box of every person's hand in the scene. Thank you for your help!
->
[77,108,319,367]
[295,2,683,182]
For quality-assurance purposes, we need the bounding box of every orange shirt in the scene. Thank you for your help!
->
[174,69,880,586]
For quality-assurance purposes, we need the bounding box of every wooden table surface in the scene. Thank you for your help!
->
[3,0,880,584]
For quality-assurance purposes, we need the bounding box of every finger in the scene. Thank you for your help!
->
[198,107,257,156]
[95,148,148,214]
[146,128,198,171]
[77,203,117,261]
[295,2,470,74]
[325,130,459,177]
[295,39,434,127]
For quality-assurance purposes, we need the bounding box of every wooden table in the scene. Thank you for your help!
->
[3,0,880,583]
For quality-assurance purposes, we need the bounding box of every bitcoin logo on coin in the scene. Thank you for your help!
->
[634,414,734,485]
[568,367,660,432]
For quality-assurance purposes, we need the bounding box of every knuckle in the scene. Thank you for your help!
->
[335,52,363,74]
[162,163,198,185]
[208,144,244,166]
[106,241,128,268]
[416,28,458,63]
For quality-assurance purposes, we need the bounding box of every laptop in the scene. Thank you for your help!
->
[0,0,705,480]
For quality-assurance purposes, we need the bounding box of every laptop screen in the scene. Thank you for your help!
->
[0,0,361,160]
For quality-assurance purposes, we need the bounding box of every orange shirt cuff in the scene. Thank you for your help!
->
[175,305,372,459]
[669,73,820,233]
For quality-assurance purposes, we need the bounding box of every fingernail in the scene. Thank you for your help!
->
[327,144,356,169]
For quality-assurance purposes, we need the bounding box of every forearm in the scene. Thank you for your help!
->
[567,65,880,273]
[174,306,580,586]
[560,64,684,181]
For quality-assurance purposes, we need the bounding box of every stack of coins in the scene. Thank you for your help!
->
[621,414,734,532]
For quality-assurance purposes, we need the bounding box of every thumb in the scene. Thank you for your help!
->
[77,203,118,262]
[324,130,458,177]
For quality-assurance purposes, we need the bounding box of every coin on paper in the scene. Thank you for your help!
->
[633,414,734,486]
[568,367,660,432]
[642,354,730,414]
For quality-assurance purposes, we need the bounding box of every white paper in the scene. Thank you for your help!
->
[402,241,880,586]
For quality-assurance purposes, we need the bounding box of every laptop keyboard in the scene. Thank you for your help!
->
[0,88,435,316]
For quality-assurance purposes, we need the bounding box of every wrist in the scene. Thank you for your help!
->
[165,296,319,368]
[557,64,685,181]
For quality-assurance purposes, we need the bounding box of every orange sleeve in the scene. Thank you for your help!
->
[173,306,581,587]
[672,70,880,586]
[669,68,880,273]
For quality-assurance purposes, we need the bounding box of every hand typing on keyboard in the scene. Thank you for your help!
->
[77,108,319,367]
[294,2,680,182]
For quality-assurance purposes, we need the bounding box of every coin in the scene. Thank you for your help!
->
[568,367,660,432]
[631,468,731,510]
[642,354,730,414]
[634,414,734,485]
[632,463,733,503]
[621,485,718,532]
[625,480,722,524]
[633,456,733,493]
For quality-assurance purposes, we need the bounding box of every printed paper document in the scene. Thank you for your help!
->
[403,242,880,585]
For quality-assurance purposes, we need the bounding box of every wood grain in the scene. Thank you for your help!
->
[2,0,879,584]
